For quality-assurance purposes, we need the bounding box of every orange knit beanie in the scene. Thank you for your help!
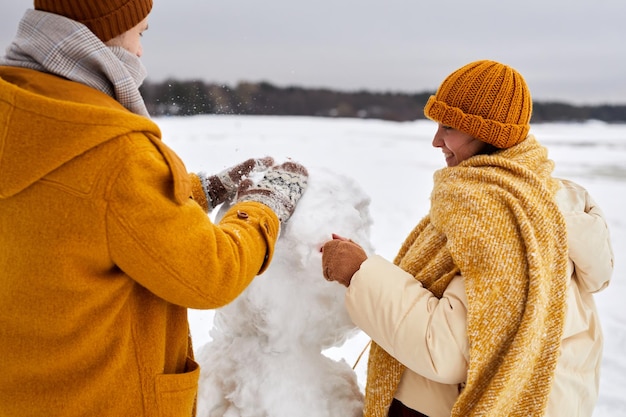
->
[424,60,532,149]
[34,0,153,42]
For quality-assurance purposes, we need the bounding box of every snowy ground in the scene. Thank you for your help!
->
[156,115,626,417]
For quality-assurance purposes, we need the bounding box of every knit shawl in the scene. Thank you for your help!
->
[364,135,568,417]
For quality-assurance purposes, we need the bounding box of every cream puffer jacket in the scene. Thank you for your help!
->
[346,179,613,417]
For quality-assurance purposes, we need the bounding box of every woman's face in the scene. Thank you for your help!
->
[432,124,490,167]
[105,17,149,57]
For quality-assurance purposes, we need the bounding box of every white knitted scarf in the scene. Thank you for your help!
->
[0,9,149,117]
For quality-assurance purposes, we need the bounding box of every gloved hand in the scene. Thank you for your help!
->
[321,234,367,287]
[236,161,308,223]
[198,157,274,211]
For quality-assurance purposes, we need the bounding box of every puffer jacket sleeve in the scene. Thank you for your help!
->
[556,179,613,293]
[346,255,470,384]
[105,133,280,310]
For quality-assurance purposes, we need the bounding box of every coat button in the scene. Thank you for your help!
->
[237,210,249,219]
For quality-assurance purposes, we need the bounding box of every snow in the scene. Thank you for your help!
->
[156,115,626,417]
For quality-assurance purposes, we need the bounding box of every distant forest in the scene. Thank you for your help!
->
[140,79,626,123]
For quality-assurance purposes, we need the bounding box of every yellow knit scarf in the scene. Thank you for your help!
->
[363,136,568,417]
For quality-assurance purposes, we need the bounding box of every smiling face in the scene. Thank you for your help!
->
[432,124,492,167]
[104,16,149,57]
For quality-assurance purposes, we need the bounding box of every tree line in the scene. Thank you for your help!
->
[140,79,626,123]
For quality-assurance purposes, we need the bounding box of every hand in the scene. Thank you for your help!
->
[198,157,274,211]
[321,234,367,287]
[236,161,308,223]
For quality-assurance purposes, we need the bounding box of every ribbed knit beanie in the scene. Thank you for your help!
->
[34,0,153,42]
[424,60,532,149]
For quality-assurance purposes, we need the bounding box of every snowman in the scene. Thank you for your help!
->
[195,166,373,417]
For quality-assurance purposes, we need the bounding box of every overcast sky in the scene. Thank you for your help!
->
[2,1,625,104]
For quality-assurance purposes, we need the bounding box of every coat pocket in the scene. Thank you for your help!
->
[155,357,200,417]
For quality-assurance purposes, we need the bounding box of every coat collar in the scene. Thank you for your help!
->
[0,67,159,199]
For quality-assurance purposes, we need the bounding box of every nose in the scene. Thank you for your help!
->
[432,125,445,148]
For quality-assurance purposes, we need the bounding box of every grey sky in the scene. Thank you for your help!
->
[2,1,625,104]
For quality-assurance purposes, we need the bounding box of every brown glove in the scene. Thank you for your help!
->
[322,235,367,287]
[197,157,274,211]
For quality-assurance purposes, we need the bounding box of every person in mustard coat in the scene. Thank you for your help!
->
[0,1,308,416]
[322,60,614,417]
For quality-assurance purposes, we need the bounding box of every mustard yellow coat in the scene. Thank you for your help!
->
[0,67,279,417]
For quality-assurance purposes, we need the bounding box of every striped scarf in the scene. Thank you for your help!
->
[364,135,568,417]
[0,9,149,117]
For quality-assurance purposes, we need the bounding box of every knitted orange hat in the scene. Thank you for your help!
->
[34,0,153,42]
[424,60,532,149]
